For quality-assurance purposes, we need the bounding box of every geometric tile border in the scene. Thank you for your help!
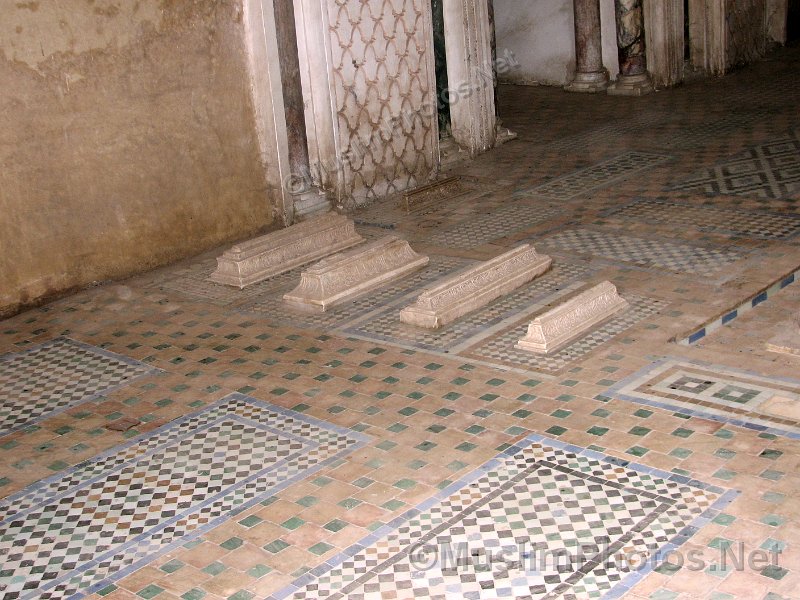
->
[667,130,800,201]
[269,434,738,600]
[538,229,745,277]
[673,266,799,345]
[605,357,800,439]
[429,203,564,249]
[516,151,672,201]
[602,198,800,240]
[0,337,159,437]
[0,394,369,599]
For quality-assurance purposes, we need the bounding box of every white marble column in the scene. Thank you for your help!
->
[566,0,610,92]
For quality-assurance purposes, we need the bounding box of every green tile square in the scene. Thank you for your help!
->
[671,427,694,438]
[629,426,651,436]
[760,565,788,580]
[382,499,405,511]
[324,519,348,532]
[246,564,272,579]
[281,517,305,530]
[626,446,649,457]
[398,407,418,417]
[393,478,416,490]
[227,591,254,600]
[295,495,319,507]
[587,426,608,436]
[634,409,653,418]
[455,442,477,452]
[546,426,567,436]
[388,423,408,433]
[202,561,226,576]
[309,542,333,556]
[416,441,437,451]
[434,408,455,417]
[338,498,361,509]
[263,539,289,553]
[220,537,243,551]
[137,585,164,599]
[160,559,185,574]
[465,425,485,435]
[443,392,462,401]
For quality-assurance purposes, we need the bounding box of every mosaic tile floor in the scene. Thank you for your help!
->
[669,130,800,201]
[606,359,800,439]
[271,436,736,600]
[0,338,157,436]
[2,45,800,600]
[0,394,367,599]
[538,229,746,276]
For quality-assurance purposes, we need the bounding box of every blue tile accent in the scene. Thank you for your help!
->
[677,266,800,345]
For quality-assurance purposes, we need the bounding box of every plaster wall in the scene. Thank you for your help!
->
[0,0,273,316]
[494,0,619,86]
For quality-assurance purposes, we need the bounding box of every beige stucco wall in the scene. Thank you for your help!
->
[0,0,273,316]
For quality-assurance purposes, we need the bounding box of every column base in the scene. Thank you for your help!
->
[607,72,654,96]
[564,70,610,93]
[495,124,518,146]
[293,188,331,221]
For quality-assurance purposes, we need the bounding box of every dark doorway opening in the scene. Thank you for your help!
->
[684,0,691,60]
[788,0,800,43]
[431,0,452,139]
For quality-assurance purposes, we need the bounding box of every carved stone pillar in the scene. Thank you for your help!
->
[608,0,654,96]
[566,0,609,92]
[273,0,330,220]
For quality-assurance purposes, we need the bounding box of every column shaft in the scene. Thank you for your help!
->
[273,0,311,181]
[566,0,609,92]
[608,0,654,95]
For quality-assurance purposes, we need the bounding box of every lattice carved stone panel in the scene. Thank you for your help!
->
[327,0,437,205]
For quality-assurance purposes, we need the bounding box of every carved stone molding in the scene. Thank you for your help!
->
[400,245,552,329]
[516,281,629,354]
[443,0,497,155]
[209,214,364,288]
[284,236,429,312]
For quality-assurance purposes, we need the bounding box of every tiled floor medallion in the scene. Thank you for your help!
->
[0,337,157,436]
[464,295,664,374]
[515,152,671,201]
[0,393,369,599]
[602,198,800,240]
[539,229,744,276]
[668,130,800,200]
[606,358,800,438]
[429,203,564,249]
[271,435,736,600]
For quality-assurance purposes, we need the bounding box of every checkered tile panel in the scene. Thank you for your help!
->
[275,440,726,600]
[539,229,744,276]
[0,394,368,599]
[0,338,155,436]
